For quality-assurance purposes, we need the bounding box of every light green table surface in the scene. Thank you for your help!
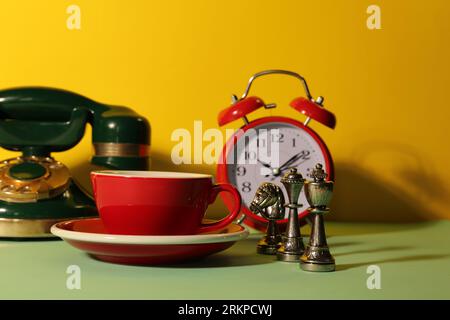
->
[1,221,449,300]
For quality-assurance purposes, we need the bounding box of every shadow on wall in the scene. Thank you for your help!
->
[70,142,448,224]
[331,162,427,222]
[332,141,448,223]
[150,148,444,223]
[70,161,104,196]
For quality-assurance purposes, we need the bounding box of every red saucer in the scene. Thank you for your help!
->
[51,218,249,265]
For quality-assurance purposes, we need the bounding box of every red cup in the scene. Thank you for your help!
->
[90,171,242,235]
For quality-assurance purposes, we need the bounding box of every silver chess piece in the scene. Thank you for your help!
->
[300,163,335,272]
[277,168,305,262]
[250,183,286,255]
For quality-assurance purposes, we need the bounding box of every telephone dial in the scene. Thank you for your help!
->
[0,87,150,238]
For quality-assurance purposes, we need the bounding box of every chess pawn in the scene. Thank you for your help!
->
[277,168,305,262]
[300,163,335,272]
[250,183,285,255]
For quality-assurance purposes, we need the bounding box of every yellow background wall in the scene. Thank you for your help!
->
[0,0,448,222]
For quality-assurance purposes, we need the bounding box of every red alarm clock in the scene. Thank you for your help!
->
[217,70,336,231]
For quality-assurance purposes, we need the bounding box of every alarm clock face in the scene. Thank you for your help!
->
[225,120,328,219]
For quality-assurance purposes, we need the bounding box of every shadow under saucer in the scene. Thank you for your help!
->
[157,237,277,268]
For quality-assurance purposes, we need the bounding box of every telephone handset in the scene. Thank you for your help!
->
[0,87,150,237]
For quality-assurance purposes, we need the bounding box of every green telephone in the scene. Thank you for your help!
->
[0,87,150,238]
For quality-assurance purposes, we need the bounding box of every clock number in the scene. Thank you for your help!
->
[299,150,311,160]
[236,166,246,176]
[292,138,296,147]
[245,151,257,160]
[241,182,252,193]
[271,133,284,143]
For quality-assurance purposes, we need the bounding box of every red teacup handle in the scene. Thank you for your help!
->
[199,183,242,233]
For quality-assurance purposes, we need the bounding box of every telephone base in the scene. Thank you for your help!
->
[0,181,97,238]
[0,217,89,238]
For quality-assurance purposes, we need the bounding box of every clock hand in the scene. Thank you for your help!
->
[279,159,308,174]
[257,159,273,169]
[269,160,309,181]
[278,152,305,171]
[260,154,301,179]
[259,156,303,178]
[258,159,282,177]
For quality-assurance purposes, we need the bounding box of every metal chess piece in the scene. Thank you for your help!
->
[250,183,285,255]
[300,163,335,272]
[277,168,305,262]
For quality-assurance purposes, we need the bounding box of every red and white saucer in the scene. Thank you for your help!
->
[51,218,249,265]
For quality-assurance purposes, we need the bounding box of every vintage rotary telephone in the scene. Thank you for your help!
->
[0,87,150,238]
